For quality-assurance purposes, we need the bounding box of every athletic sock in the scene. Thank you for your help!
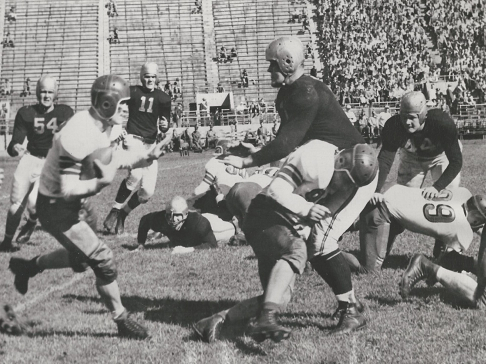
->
[310,249,353,295]
[439,250,475,273]
[114,179,132,205]
[126,192,141,212]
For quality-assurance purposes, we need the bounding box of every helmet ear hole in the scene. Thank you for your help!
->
[91,75,130,120]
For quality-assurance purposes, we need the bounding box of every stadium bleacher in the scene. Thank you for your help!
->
[0,0,484,135]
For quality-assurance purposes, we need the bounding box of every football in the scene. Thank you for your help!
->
[79,147,113,180]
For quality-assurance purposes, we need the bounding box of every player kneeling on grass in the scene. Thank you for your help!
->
[135,196,219,252]
[194,141,378,343]
[8,75,171,339]
[0,76,74,252]
[399,194,486,304]
[342,186,486,277]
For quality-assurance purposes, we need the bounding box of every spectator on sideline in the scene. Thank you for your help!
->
[205,124,218,149]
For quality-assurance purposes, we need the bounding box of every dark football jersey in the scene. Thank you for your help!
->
[8,104,74,157]
[126,85,172,140]
[137,211,217,249]
[377,109,462,191]
[252,75,364,166]
[381,110,458,158]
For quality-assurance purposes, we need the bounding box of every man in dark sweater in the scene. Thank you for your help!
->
[136,196,217,253]
[353,91,463,274]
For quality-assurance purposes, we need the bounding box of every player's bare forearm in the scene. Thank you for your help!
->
[116,135,169,169]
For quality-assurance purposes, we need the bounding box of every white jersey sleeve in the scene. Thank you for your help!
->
[265,140,337,217]
[39,110,111,198]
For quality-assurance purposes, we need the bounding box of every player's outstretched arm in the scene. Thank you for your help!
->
[116,132,172,170]
[222,141,261,169]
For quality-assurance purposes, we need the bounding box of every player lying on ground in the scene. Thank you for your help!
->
[8,75,171,339]
[135,196,219,253]
[194,141,378,343]
[0,76,74,252]
[342,185,486,275]
[399,193,486,300]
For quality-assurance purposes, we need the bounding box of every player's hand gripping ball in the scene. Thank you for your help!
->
[79,147,113,180]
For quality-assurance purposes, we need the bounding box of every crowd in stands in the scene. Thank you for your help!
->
[315,0,430,105]
[313,0,485,109]
[425,0,485,104]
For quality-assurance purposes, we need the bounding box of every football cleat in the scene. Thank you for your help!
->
[0,240,20,253]
[9,256,43,295]
[115,209,128,235]
[16,220,37,245]
[330,303,366,335]
[115,310,149,339]
[249,309,291,343]
[103,208,120,234]
[331,299,365,321]
[400,254,437,299]
[193,314,225,343]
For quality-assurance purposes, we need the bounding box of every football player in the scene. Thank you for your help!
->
[136,196,218,252]
[8,75,169,339]
[400,197,486,306]
[0,76,74,252]
[194,142,378,343]
[344,185,485,275]
[204,36,372,340]
[103,62,172,235]
[365,91,462,258]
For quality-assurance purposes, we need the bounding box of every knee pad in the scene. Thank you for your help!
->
[87,242,118,284]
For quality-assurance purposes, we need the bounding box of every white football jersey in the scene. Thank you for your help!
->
[246,167,279,189]
[264,139,337,199]
[384,185,473,251]
[39,110,111,198]
[202,157,247,189]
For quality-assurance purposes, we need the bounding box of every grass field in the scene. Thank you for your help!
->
[1,141,486,363]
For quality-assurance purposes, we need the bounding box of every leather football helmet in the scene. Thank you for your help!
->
[91,75,130,122]
[266,36,305,76]
[334,144,378,187]
[140,62,159,89]
[466,194,486,228]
